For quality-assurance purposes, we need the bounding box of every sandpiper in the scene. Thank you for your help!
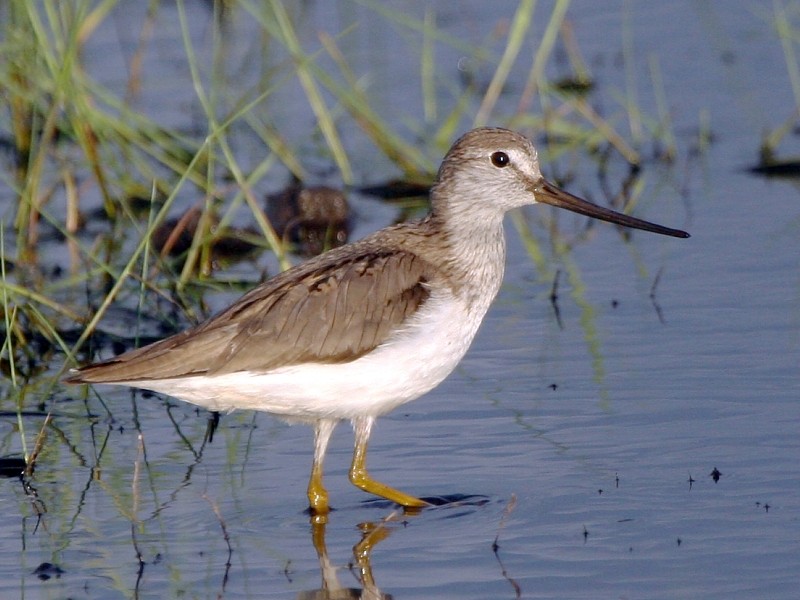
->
[66,127,688,514]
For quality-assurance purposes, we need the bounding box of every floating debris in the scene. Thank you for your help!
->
[749,145,800,177]
[0,457,26,478]
[267,178,350,257]
[552,76,594,96]
[357,178,431,200]
[33,562,65,580]
[749,159,800,177]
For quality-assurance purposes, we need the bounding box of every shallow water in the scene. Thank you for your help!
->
[2,1,799,599]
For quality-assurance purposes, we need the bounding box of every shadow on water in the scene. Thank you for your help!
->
[356,493,490,512]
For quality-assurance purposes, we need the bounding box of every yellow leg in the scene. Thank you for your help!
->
[307,419,337,515]
[307,462,329,514]
[349,416,429,509]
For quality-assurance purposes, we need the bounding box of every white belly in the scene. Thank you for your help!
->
[131,290,486,421]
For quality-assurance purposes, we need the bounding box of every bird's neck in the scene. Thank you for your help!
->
[429,206,507,314]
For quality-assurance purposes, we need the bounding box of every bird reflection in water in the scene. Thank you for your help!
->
[296,512,403,600]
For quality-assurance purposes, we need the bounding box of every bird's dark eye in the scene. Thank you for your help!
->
[491,151,510,168]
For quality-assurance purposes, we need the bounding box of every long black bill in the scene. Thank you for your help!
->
[532,178,690,239]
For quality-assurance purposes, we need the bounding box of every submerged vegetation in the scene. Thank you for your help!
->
[0,0,700,470]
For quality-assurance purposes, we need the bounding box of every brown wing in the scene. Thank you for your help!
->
[65,248,432,383]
